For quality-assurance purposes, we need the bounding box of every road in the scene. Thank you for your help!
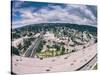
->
[75,54,97,71]
[23,32,43,57]
[12,43,97,74]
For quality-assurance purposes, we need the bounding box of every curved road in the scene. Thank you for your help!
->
[12,43,97,74]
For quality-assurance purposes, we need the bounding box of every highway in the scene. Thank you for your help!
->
[75,54,97,71]
[23,32,43,57]
[12,43,97,74]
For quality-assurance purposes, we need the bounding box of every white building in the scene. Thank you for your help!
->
[43,31,55,41]
[12,36,29,48]
[12,37,24,48]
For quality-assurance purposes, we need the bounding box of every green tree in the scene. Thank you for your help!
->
[60,46,65,55]
[17,43,23,51]
[66,49,69,54]
[12,46,19,55]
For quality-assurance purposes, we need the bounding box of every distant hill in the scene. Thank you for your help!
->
[12,23,97,33]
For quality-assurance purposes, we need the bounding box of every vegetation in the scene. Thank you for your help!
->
[12,23,97,58]
[93,64,97,70]
[12,46,19,55]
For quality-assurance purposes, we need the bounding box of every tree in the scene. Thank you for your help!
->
[54,44,60,51]
[66,49,69,54]
[36,42,43,53]
[27,32,33,37]
[71,49,76,52]
[17,43,22,51]
[47,45,50,49]
[60,42,65,45]
[12,33,20,39]
[43,40,46,45]
[94,39,97,43]
[61,46,65,55]
[12,46,19,55]
[23,39,31,48]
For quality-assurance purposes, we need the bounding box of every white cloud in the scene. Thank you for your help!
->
[12,4,97,28]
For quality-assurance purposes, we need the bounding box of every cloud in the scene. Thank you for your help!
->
[12,2,97,28]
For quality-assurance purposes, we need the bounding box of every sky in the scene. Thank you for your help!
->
[11,1,97,28]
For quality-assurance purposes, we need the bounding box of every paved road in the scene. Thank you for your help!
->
[12,43,97,74]
[23,32,43,57]
[75,54,97,71]
[30,37,41,57]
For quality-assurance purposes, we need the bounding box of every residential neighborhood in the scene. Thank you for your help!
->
[11,23,97,74]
